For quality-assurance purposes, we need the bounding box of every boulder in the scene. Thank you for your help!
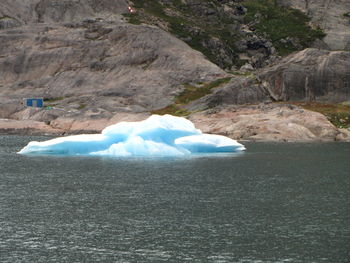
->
[240,63,254,71]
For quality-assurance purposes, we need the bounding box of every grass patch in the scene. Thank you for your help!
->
[341,101,350,106]
[132,0,168,18]
[243,0,326,55]
[78,104,86,110]
[152,77,232,116]
[230,71,259,82]
[231,71,252,76]
[151,104,190,116]
[295,102,350,128]
[0,16,18,21]
[175,77,232,104]
[122,13,142,25]
[44,97,64,103]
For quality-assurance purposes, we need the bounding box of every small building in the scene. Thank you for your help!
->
[24,98,44,108]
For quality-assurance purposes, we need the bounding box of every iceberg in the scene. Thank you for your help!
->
[18,115,245,156]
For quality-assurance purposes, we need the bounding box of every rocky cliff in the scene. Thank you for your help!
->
[184,48,350,109]
[259,48,350,102]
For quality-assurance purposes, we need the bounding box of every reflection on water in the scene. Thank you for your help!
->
[0,136,349,262]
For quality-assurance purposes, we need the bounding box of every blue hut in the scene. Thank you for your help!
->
[24,98,44,108]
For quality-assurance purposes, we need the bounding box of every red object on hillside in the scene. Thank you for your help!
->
[128,6,135,13]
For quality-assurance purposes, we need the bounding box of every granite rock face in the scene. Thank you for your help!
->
[187,47,350,109]
[259,48,350,103]
[186,76,271,112]
[189,103,350,142]
[278,0,350,50]
[0,21,225,122]
[0,0,226,132]
[0,0,129,26]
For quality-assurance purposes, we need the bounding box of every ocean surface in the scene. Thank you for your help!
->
[0,135,349,262]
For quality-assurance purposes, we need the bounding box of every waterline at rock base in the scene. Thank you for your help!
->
[18,115,245,157]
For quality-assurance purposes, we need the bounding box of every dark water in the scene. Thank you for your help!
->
[0,136,349,263]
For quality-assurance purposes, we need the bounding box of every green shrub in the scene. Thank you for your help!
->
[152,77,231,116]
[122,13,142,25]
[44,97,64,103]
[151,104,190,116]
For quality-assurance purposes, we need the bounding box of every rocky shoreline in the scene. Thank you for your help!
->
[1,103,349,142]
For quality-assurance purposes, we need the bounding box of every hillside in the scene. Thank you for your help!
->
[0,0,349,141]
[125,0,326,69]
[278,0,350,50]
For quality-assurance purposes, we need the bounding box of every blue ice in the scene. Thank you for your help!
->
[18,115,245,156]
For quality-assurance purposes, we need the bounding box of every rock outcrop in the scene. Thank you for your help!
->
[189,103,350,142]
[0,21,226,123]
[186,48,350,109]
[259,48,350,103]
[0,118,61,135]
[186,76,271,111]
[0,0,129,26]
[2,103,349,142]
[278,0,350,50]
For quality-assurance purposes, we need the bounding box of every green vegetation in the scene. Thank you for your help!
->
[167,9,239,68]
[44,97,64,103]
[0,16,13,21]
[152,77,231,116]
[175,77,232,104]
[230,70,258,80]
[44,97,65,106]
[169,23,219,66]
[243,0,326,55]
[296,103,350,129]
[128,0,239,68]
[78,104,87,110]
[341,101,350,106]
[151,104,190,116]
[122,13,142,25]
[131,0,168,18]
[127,0,325,66]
